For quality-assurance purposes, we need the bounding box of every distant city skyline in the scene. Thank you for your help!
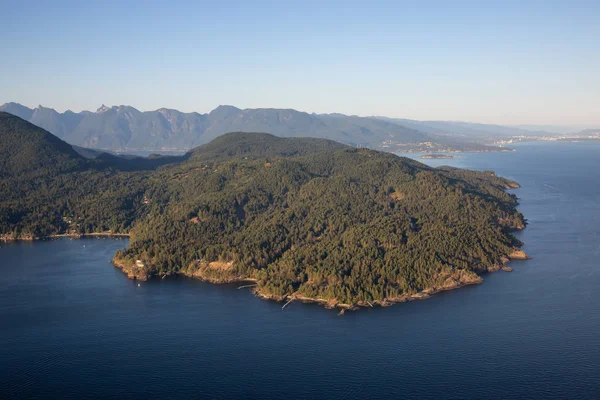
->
[2,0,599,126]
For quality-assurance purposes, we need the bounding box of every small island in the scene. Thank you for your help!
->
[421,154,454,159]
[0,112,528,311]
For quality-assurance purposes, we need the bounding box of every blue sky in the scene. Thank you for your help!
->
[1,0,599,125]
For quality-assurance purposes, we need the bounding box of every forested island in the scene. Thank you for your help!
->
[0,112,527,310]
[420,154,454,159]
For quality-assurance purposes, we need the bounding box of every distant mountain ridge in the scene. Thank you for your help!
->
[373,116,553,141]
[0,102,506,153]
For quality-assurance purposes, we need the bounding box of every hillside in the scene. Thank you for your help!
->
[188,131,347,161]
[0,116,526,309]
[0,103,506,153]
[0,112,87,177]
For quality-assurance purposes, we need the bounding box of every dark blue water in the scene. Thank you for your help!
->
[1,142,599,399]
[119,150,187,157]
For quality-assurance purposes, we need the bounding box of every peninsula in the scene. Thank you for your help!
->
[0,112,527,310]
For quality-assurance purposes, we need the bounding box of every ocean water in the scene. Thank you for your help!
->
[1,142,599,399]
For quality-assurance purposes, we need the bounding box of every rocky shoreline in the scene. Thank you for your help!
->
[3,227,529,313]
[4,219,529,312]
[1,232,130,242]
[112,246,529,312]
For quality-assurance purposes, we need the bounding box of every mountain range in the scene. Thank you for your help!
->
[0,102,523,153]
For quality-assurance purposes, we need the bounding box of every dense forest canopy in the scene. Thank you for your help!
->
[0,113,526,308]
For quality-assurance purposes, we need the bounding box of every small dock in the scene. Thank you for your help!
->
[282,298,294,310]
[237,284,257,290]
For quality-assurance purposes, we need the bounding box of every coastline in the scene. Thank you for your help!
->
[250,254,529,311]
[1,232,131,242]
[6,186,528,313]
[112,245,529,312]
[48,233,130,239]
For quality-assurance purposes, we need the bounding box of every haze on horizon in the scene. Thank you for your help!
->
[2,0,599,126]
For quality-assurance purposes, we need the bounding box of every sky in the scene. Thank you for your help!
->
[1,0,599,125]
